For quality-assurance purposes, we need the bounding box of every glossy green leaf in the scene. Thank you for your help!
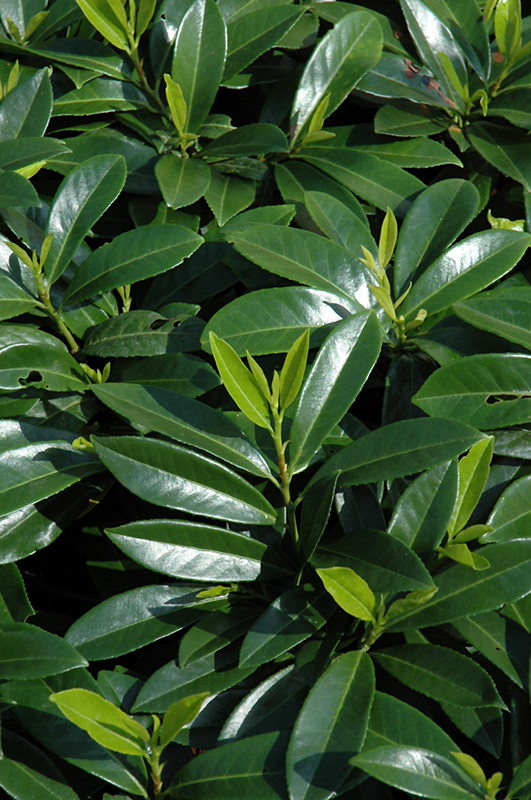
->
[508,751,531,799]
[468,123,531,191]
[132,647,256,713]
[92,383,271,479]
[171,0,227,132]
[0,563,33,622]
[0,622,87,678]
[317,567,376,621]
[106,519,288,582]
[155,155,211,209]
[201,123,288,156]
[160,693,210,749]
[421,0,490,83]
[202,286,361,355]
[52,78,152,116]
[64,224,203,305]
[0,68,52,139]
[314,530,434,594]
[400,230,531,321]
[0,137,71,171]
[0,441,102,517]
[50,688,149,756]
[387,540,531,630]
[179,606,259,667]
[453,288,531,350]
[0,168,41,208]
[110,353,218,397]
[488,88,531,130]
[298,147,425,216]
[287,651,375,800]
[0,757,80,800]
[75,0,130,50]
[440,703,503,759]
[353,136,462,169]
[65,583,226,660]
[171,731,288,799]
[309,418,484,490]
[357,52,456,110]
[276,161,368,221]
[209,331,271,428]
[0,272,37,320]
[228,224,374,304]
[351,746,483,800]
[394,179,480,296]
[0,329,85,390]
[223,6,301,81]
[398,0,467,108]
[365,691,458,759]
[204,169,256,225]
[83,310,203,357]
[453,611,529,688]
[482,475,531,543]
[413,354,531,429]
[44,154,127,284]
[92,436,277,524]
[387,461,458,553]
[239,586,330,668]
[299,472,339,563]
[374,102,447,137]
[303,190,375,255]
[291,10,383,143]
[289,311,381,473]
[374,643,504,708]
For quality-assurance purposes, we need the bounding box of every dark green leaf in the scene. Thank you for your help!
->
[0,68,52,139]
[0,563,33,622]
[314,530,434,594]
[387,540,531,630]
[287,652,375,800]
[155,155,211,209]
[0,622,87,679]
[275,161,368,220]
[439,703,503,759]
[64,224,203,305]
[52,78,151,116]
[92,383,271,478]
[374,102,448,137]
[171,0,227,133]
[291,10,383,143]
[401,230,531,321]
[106,519,289,582]
[394,179,480,296]
[44,154,127,284]
[298,147,425,216]
[308,418,484,490]
[0,137,71,171]
[413,354,531,429]
[357,52,457,110]
[0,168,41,208]
[352,136,462,169]
[223,6,301,81]
[204,170,256,225]
[468,122,531,191]
[488,88,531,130]
[300,472,339,563]
[482,475,531,543]
[65,583,226,660]
[201,123,288,156]
[172,731,288,799]
[202,286,361,355]
[114,353,220,395]
[453,611,529,688]
[290,311,381,473]
[93,435,277,524]
[83,311,203,357]
[0,272,37,320]
[239,586,331,668]
[303,190,375,257]
[179,606,259,667]
[454,288,531,350]
[374,643,504,708]
[351,746,482,800]
[0,757,80,800]
[421,0,490,83]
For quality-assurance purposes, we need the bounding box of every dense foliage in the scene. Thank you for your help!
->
[2,0,531,798]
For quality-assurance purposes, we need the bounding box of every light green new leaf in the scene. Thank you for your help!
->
[317,567,376,622]
[75,0,130,51]
[160,693,210,749]
[287,651,375,800]
[448,437,493,537]
[210,332,271,428]
[279,329,309,411]
[291,10,383,143]
[351,746,483,800]
[378,207,397,269]
[50,688,150,756]
[164,74,187,135]
[171,0,227,133]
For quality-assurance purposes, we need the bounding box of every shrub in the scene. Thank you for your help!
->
[2,1,531,799]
